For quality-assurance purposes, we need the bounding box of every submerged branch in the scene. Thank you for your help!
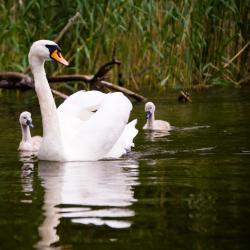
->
[0,72,33,89]
[100,80,146,101]
[0,72,146,101]
[49,75,146,101]
[1,55,146,101]
[51,89,69,99]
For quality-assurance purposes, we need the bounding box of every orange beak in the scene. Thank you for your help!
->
[50,49,69,66]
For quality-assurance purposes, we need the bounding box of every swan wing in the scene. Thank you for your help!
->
[57,90,107,147]
[105,119,138,158]
[57,90,106,122]
[64,92,133,161]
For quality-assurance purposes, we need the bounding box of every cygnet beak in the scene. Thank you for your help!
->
[146,111,152,119]
[26,120,34,128]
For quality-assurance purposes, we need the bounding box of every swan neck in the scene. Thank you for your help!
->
[147,113,155,129]
[31,58,60,138]
[21,125,31,142]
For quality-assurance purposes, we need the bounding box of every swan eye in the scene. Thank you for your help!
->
[45,44,60,54]
[46,44,69,66]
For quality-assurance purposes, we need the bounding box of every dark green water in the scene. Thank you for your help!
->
[0,88,249,250]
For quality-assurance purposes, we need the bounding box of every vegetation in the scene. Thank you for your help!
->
[0,0,249,90]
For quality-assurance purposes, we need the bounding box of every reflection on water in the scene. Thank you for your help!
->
[2,89,250,250]
[144,130,170,142]
[175,125,210,131]
[19,151,37,203]
[34,160,139,249]
[21,162,34,199]
[144,125,210,142]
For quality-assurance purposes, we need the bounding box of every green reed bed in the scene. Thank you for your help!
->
[0,0,249,90]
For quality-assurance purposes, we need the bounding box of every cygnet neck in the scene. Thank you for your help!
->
[147,112,155,129]
[21,124,31,142]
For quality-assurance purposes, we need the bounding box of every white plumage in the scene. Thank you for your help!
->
[28,40,138,161]
[143,102,171,131]
[18,111,42,151]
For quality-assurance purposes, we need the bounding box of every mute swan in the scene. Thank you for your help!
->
[18,111,42,151]
[143,102,171,131]
[28,40,138,161]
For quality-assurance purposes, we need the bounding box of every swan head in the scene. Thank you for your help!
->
[145,102,155,119]
[28,40,69,67]
[19,111,34,128]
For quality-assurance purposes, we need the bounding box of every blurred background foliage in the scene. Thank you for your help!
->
[0,0,249,90]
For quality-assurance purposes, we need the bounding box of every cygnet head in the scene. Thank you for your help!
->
[145,102,155,119]
[19,111,34,128]
[28,40,69,67]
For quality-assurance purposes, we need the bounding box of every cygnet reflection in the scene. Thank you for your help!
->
[19,151,37,203]
[35,160,139,249]
[145,130,170,142]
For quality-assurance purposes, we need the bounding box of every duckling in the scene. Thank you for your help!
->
[18,111,42,151]
[178,90,191,103]
[143,102,171,131]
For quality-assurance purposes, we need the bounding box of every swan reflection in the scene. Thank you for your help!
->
[36,159,139,248]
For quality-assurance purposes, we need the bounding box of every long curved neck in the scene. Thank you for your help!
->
[30,57,61,139]
[21,125,31,142]
[147,113,155,129]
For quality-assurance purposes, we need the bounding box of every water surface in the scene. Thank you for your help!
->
[0,88,249,249]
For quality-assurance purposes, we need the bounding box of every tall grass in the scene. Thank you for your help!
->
[0,0,249,90]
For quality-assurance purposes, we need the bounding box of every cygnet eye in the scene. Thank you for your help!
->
[23,116,27,120]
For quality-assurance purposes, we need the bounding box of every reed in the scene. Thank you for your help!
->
[0,0,249,90]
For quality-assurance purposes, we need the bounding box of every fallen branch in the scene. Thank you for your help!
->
[0,72,146,101]
[100,80,146,101]
[0,71,69,98]
[48,75,146,101]
[93,59,121,80]
[51,89,69,99]
[1,52,147,101]
[0,72,33,89]
[48,74,146,101]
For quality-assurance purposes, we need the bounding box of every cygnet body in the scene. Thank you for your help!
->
[18,111,42,151]
[143,102,171,131]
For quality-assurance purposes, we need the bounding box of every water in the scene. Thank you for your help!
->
[0,88,249,249]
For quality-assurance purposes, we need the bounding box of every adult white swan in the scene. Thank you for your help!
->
[28,40,138,161]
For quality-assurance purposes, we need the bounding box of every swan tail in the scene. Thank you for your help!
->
[106,119,138,158]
